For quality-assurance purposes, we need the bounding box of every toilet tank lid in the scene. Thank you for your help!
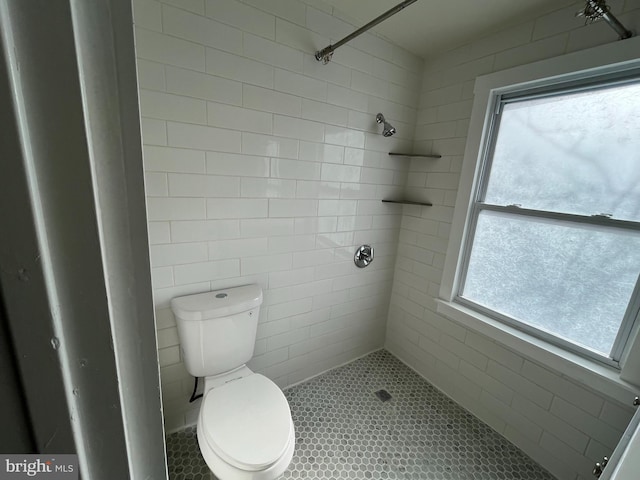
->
[171,284,263,321]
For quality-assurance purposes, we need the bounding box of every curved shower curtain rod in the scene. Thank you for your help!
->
[315,0,633,65]
[577,0,633,40]
[315,0,418,64]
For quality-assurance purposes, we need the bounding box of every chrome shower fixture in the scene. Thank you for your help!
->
[376,113,396,137]
[577,0,632,40]
[315,0,418,64]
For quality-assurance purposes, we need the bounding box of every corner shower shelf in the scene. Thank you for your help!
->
[382,199,432,206]
[389,152,442,158]
[382,153,438,206]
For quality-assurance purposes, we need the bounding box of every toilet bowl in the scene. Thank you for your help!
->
[197,370,295,479]
[171,285,295,480]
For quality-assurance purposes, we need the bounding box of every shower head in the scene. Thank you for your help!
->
[376,113,396,137]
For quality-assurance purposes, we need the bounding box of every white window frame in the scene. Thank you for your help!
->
[439,37,640,395]
[461,76,640,367]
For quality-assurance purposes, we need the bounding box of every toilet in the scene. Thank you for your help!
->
[171,284,295,480]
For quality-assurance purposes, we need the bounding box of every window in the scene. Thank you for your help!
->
[457,76,640,366]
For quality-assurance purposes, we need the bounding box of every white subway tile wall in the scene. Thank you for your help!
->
[133,0,421,433]
[386,2,640,480]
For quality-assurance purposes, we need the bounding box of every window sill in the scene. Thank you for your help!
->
[436,299,639,404]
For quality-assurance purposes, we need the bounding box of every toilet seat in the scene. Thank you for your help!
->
[200,373,293,471]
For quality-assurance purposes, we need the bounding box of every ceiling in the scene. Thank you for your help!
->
[321,0,574,59]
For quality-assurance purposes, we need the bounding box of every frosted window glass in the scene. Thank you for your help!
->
[462,210,640,356]
[485,83,640,221]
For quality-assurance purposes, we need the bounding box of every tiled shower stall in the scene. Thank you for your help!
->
[132,1,640,479]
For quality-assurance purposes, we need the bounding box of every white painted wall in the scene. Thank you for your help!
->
[131,0,425,431]
[1,0,167,476]
[387,2,640,480]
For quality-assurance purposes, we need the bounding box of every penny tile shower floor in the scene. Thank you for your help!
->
[166,349,555,479]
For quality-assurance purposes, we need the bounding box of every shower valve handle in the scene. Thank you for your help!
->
[354,245,374,268]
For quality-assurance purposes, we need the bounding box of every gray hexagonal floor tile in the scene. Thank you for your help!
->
[166,350,555,480]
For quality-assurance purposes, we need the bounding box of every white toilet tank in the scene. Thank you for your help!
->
[170,284,263,377]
